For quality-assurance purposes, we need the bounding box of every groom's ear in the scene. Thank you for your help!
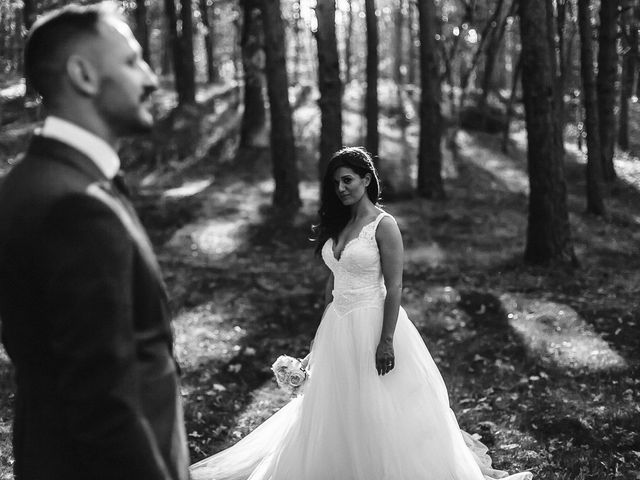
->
[66,54,100,97]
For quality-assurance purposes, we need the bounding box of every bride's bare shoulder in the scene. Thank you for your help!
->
[375,214,401,243]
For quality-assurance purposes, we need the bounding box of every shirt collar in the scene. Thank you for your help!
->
[39,116,121,180]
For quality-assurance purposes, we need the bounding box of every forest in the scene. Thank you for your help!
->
[0,0,639,478]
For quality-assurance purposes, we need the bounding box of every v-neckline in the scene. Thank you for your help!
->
[331,212,383,262]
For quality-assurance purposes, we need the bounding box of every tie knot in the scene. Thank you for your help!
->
[112,170,130,197]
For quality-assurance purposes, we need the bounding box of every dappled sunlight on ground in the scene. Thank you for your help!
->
[163,179,213,198]
[225,384,291,439]
[182,220,244,257]
[613,150,640,192]
[165,179,270,260]
[165,177,320,263]
[502,294,627,374]
[173,301,248,371]
[458,130,529,194]
[404,243,448,267]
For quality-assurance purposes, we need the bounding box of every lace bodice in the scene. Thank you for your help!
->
[321,212,391,315]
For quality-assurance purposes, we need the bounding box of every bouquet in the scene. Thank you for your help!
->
[271,355,308,396]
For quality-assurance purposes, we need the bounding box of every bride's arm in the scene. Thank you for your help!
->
[376,216,404,376]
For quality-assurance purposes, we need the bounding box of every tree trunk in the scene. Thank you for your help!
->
[292,0,303,85]
[345,0,354,85]
[519,0,576,265]
[316,0,343,178]
[394,0,405,89]
[199,0,219,84]
[416,0,444,199]
[240,3,267,147]
[0,12,5,68]
[161,33,173,75]
[22,0,37,96]
[12,11,21,73]
[260,0,301,209]
[408,1,418,86]
[163,0,182,93]
[480,0,513,110]
[233,6,244,97]
[365,0,379,160]
[549,0,568,152]
[618,0,638,151]
[501,54,521,154]
[597,0,619,181]
[134,0,151,66]
[22,0,36,33]
[177,0,196,105]
[578,0,606,216]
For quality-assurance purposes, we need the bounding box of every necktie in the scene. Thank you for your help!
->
[112,170,131,198]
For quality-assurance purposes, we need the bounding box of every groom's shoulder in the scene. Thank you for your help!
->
[0,138,102,232]
[4,137,94,197]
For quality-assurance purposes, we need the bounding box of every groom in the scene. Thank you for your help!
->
[0,3,189,479]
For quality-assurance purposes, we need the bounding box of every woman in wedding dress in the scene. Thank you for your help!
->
[190,147,532,480]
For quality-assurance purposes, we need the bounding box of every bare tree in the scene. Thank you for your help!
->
[344,0,354,86]
[365,0,379,160]
[618,0,638,151]
[134,0,151,66]
[199,0,219,84]
[416,0,444,199]
[260,0,301,209]
[291,0,303,84]
[394,0,406,91]
[597,0,619,181]
[501,54,521,153]
[163,0,196,105]
[578,0,606,216]
[479,0,515,112]
[316,0,343,177]
[519,0,576,265]
[23,0,37,97]
[408,0,418,86]
[178,0,196,104]
[240,2,266,147]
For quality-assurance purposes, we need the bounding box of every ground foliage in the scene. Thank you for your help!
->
[0,82,639,479]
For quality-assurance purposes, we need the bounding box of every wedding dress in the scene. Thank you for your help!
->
[191,212,532,480]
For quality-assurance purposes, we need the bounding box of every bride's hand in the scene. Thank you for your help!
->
[375,340,394,376]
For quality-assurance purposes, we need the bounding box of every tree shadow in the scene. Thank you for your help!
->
[157,143,327,460]
[451,288,638,475]
[473,131,640,224]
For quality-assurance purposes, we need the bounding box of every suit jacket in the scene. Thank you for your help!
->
[0,135,189,480]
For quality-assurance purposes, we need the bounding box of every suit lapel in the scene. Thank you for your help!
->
[89,182,167,292]
[28,136,168,298]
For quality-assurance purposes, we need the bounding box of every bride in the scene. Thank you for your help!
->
[190,147,532,480]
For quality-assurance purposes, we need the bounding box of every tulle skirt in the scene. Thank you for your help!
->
[190,301,532,480]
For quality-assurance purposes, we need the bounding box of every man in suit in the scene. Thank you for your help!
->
[0,3,189,479]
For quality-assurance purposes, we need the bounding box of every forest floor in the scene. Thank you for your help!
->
[0,80,639,479]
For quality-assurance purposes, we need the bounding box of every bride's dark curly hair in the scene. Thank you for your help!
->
[312,147,381,254]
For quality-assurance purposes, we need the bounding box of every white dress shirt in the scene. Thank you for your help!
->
[39,116,120,180]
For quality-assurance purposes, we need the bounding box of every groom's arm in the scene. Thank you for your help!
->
[40,194,173,480]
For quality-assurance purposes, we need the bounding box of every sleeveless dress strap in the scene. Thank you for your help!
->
[362,211,393,241]
[372,211,391,230]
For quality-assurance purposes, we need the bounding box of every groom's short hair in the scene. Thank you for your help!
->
[24,2,119,104]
